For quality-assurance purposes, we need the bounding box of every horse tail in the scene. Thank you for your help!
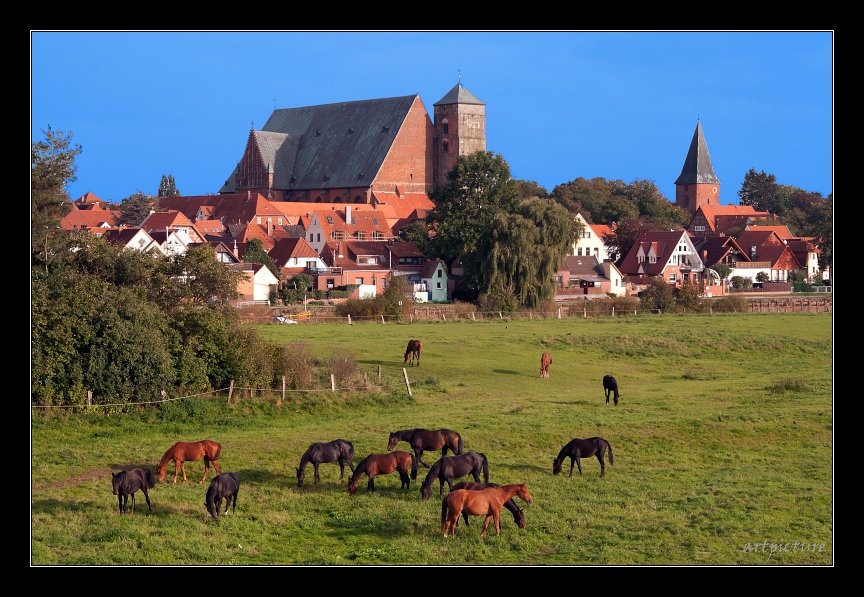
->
[605,440,614,466]
[481,452,489,484]
[143,468,156,489]
[410,452,418,480]
[209,441,223,461]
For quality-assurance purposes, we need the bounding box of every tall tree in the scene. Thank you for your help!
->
[426,151,520,289]
[241,238,280,278]
[31,127,82,273]
[738,168,783,214]
[514,179,549,200]
[482,197,576,308]
[158,174,180,197]
[118,191,158,227]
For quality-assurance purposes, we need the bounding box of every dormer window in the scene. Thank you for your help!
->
[327,217,333,224]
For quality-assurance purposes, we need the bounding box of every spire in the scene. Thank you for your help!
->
[675,120,720,185]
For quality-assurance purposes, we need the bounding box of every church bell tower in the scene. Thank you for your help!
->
[433,81,486,187]
[675,120,721,215]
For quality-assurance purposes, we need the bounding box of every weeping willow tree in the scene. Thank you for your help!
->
[481,197,577,309]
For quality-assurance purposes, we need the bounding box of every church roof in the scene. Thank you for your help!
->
[433,83,485,106]
[675,120,720,186]
[220,95,423,193]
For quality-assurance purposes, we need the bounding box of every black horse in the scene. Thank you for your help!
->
[387,428,463,474]
[603,375,620,406]
[205,472,240,519]
[552,437,614,478]
[111,468,155,514]
[296,439,355,487]
[420,451,490,501]
[451,481,527,529]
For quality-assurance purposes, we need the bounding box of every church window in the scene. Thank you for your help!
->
[442,119,449,134]
[442,140,449,153]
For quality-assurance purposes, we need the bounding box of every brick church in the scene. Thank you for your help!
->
[218,82,487,209]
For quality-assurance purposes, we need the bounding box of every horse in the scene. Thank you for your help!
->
[441,483,533,537]
[540,352,552,378]
[205,472,240,519]
[420,451,490,501]
[111,468,155,514]
[157,439,222,484]
[347,451,415,495]
[603,374,620,406]
[296,439,355,487]
[552,437,614,478]
[450,481,526,529]
[387,428,463,473]
[404,339,422,367]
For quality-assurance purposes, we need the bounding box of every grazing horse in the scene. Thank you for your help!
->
[441,483,533,537]
[205,472,240,519]
[420,451,490,501]
[603,374,620,406]
[111,468,155,514]
[552,437,614,478]
[540,352,552,378]
[387,428,463,473]
[347,451,415,495]
[157,440,222,484]
[296,439,355,487]
[451,482,526,529]
[404,340,422,367]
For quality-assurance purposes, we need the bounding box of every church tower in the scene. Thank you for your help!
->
[675,120,721,215]
[433,82,486,187]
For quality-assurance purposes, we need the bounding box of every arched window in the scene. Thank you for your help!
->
[442,140,449,153]
[442,119,449,134]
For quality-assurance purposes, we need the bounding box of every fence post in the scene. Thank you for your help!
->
[499,311,503,319]
[442,313,446,321]
[472,312,476,321]
[378,365,382,382]
[584,307,587,319]
[381,315,386,324]
[529,312,532,320]
[364,371,368,384]
[278,376,285,406]
[228,380,234,404]
[403,368,413,397]
[348,314,352,325]
[612,307,615,317]
[331,374,336,392]
[558,308,561,319]
[87,390,92,406]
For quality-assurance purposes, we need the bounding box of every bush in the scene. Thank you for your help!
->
[711,295,750,313]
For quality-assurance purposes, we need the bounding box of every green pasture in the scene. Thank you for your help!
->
[31,313,833,565]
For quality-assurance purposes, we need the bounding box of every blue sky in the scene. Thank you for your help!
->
[31,31,833,206]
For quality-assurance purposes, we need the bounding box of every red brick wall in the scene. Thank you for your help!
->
[374,97,433,194]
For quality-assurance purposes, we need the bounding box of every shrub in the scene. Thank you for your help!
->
[712,295,750,313]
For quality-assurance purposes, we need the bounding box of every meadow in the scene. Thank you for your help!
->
[30,313,833,565]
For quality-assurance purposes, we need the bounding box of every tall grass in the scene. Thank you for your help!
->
[31,313,833,565]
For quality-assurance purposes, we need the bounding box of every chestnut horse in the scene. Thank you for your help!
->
[540,352,552,378]
[552,436,614,478]
[404,340,422,367]
[603,374,620,406]
[451,482,526,529]
[347,451,415,495]
[157,440,222,484]
[441,483,533,537]
[387,428,463,472]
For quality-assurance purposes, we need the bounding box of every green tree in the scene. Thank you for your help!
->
[673,280,701,311]
[710,263,732,280]
[481,197,575,308]
[118,191,158,227]
[158,174,180,197]
[396,220,432,254]
[639,276,676,313]
[31,127,82,273]
[241,238,280,278]
[602,216,656,265]
[738,168,783,214]
[426,151,520,289]
[514,179,549,200]
[755,272,770,283]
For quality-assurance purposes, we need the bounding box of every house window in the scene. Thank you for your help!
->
[326,278,335,289]
[373,218,379,225]
[257,217,262,224]
[594,248,599,257]
[355,277,364,285]
[278,218,283,225]
[372,231,384,240]
[577,248,582,256]
[306,260,316,269]
[436,282,442,289]
[327,217,333,224]
[669,273,677,282]
[316,233,321,243]
[382,278,387,288]
[695,225,705,232]
[442,119,449,133]
[356,231,366,241]
[437,270,442,278]
[442,140,449,153]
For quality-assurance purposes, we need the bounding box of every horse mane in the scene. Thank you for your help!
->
[353,456,369,478]
[142,468,156,489]
[158,443,179,470]
[298,446,312,468]
[422,459,442,488]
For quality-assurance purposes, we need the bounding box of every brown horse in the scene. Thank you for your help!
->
[553,436,614,478]
[387,428,463,471]
[157,440,222,484]
[404,339,422,367]
[540,352,552,378]
[347,451,415,495]
[441,483,533,537]
[450,482,526,529]
[603,374,620,406]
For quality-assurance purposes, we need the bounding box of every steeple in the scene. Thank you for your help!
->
[674,120,721,215]
[433,81,486,187]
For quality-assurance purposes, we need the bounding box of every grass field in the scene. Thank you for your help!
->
[31,313,833,565]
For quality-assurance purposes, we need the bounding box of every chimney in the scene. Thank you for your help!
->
[268,220,273,236]
[233,239,239,259]
[702,250,708,261]
[750,246,757,259]
[345,205,352,224]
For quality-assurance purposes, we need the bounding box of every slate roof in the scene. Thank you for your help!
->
[562,255,604,277]
[675,120,720,185]
[219,95,423,193]
[618,231,694,277]
[692,236,751,268]
[433,83,485,106]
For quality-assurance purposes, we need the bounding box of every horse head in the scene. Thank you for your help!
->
[111,471,121,495]
[347,475,359,496]
[420,479,433,502]
[516,484,533,505]
[552,459,562,476]
[156,465,167,483]
[514,508,527,529]
[386,434,398,451]
[296,467,305,487]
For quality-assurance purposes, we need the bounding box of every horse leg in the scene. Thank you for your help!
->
[338,459,345,480]
[200,458,210,484]
[367,476,375,492]
[117,494,124,514]
[142,487,152,511]
[597,453,605,478]
[480,515,492,537]
[569,457,576,478]
[416,449,429,468]
[173,461,181,484]
[313,462,321,485]
[231,491,238,515]
[576,456,583,476]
